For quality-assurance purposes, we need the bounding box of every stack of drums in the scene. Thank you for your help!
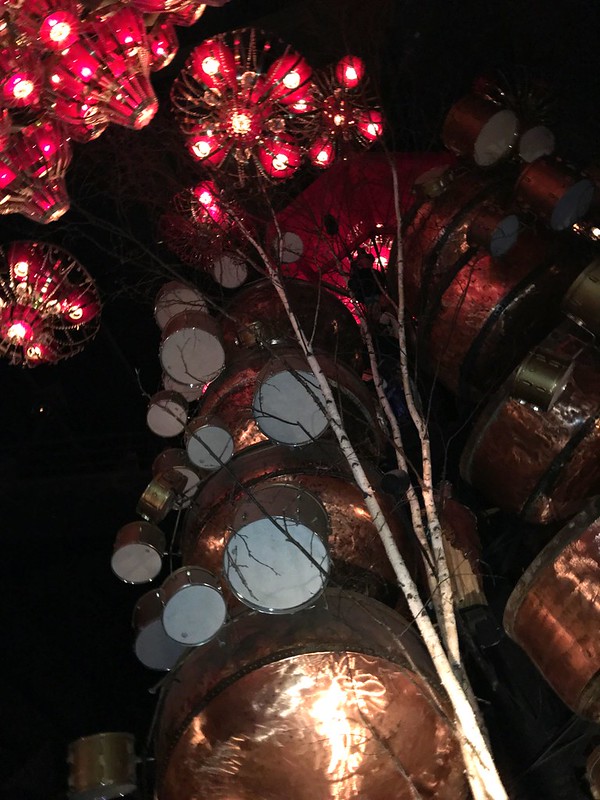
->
[155,591,468,800]
[503,497,600,720]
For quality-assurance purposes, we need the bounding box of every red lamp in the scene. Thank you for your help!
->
[147,18,179,72]
[167,1,206,26]
[264,53,312,106]
[335,55,365,90]
[258,134,303,179]
[308,135,335,169]
[16,0,83,52]
[0,44,44,109]
[189,38,237,92]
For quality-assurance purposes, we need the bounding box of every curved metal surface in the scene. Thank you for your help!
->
[155,591,467,800]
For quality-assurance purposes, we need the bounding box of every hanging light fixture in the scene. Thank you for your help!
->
[15,0,83,52]
[0,241,100,365]
[171,28,316,185]
[147,17,179,72]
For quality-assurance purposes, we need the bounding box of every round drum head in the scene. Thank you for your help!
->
[160,320,225,386]
[135,618,188,671]
[490,214,520,257]
[111,543,163,585]
[551,178,594,230]
[162,584,227,645]
[474,109,518,166]
[277,230,304,263]
[147,392,187,438]
[253,368,328,445]
[224,515,330,613]
[155,282,207,329]
[211,252,248,289]
[519,125,555,163]
[186,422,234,470]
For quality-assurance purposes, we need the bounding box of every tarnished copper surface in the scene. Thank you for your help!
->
[219,279,364,372]
[68,732,136,800]
[198,347,384,458]
[504,498,600,719]
[461,325,600,522]
[563,258,600,337]
[466,203,517,253]
[183,443,415,605]
[516,157,594,229]
[442,94,517,165]
[155,591,467,800]
[424,230,584,398]
[587,746,600,799]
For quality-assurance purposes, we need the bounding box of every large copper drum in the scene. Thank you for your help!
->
[154,591,468,800]
[503,498,600,720]
[196,347,384,458]
[461,325,600,523]
[218,278,364,372]
[183,442,415,605]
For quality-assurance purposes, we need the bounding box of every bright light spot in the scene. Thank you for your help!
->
[13,261,29,278]
[136,104,157,128]
[48,21,71,43]
[283,70,301,89]
[333,113,345,126]
[345,66,358,82]
[367,122,381,137]
[272,153,289,171]
[198,190,213,205]
[123,35,133,44]
[229,111,252,134]
[67,305,83,321]
[592,227,600,238]
[202,56,220,76]
[26,344,43,360]
[45,299,61,314]
[155,45,165,56]
[7,322,30,342]
[292,99,308,112]
[80,66,92,78]
[316,149,330,164]
[12,78,34,100]
[192,140,212,158]
[50,73,60,84]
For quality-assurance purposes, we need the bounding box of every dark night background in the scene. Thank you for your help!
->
[1,1,600,797]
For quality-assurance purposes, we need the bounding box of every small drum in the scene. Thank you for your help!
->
[137,469,187,524]
[224,484,331,613]
[210,251,248,289]
[154,281,208,329]
[273,230,304,263]
[185,415,234,470]
[152,448,204,507]
[515,157,595,231]
[503,498,600,720]
[466,204,520,257]
[162,373,205,402]
[518,125,555,164]
[161,566,227,645]
[111,521,165,584]
[461,324,600,523]
[253,353,328,446]
[68,732,136,800]
[146,390,188,438]
[160,310,225,386]
[442,94,518,166]
[563,258,600,338]
[133,590,188,671]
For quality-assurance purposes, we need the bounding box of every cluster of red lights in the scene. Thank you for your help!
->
[0,0,230,223]
[0,240,100,365]
[172,29,384,184]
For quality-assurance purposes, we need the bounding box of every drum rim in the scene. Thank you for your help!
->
[185,419,235,468]
[111,542,164,584]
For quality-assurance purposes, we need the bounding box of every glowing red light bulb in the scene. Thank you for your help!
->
[265,53,312,105]
[258,135,303,179]
[308,136,335,169]
[187,129,227,165]
[355,108,384,142]
[147,19,179,72]
[335,55,365,89]
[6,320,33,343]
[39,10,80,50]
[190,39,237,91]
[0,45,44,109]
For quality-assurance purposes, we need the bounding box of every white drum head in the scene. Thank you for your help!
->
[147,393,187,438]
[162,373,205,401]
[474,109,518,166]
[551,179,594,230]
[162,584,227,645]
[253,368,328,445]
[135,618,188,671]
[155,282,207,329]
[111,543,163,584]
[519,125,555,163]
[224,515,330,613]
[186,422,234,470]
[490,214,520,257]
[211,252,248,289]
[276,230,304,263]
[160,324,225,386]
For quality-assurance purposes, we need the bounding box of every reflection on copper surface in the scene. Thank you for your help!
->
[504,499,600,720]
[155,592,467,800]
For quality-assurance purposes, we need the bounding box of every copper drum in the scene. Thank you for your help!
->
[160,310,225,387]
[442,93,518,166]
[146,390,188,438]
[421,229,583,399]
[184,415,235,471]
[402,168,513,314]
[183,442,415,606]
[68,732,136,800]
[503,498,600,720]
[161,566,227,645]
[137,469,187,524]
[152,448,204,507]
[515,157,595,230]
[511,349,574,411]
[154,591,467,800]
[518,124,555,164]
[587,746,600,799]
[197,348,383,458]
[133,589,188,671]
[209,250,248,289]
[563,258,600,338]
[161,373,205,402]
[224,483,331,613]
[154,280,207,330]
[111,521,165,584]
[218,278,364,373]
[460,325,600,523]
[466,203,520,257]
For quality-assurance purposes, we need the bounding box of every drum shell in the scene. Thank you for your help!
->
[422,232,583,398]
[160,310,225,385]
[218,279,364,373]
[184,415,234,470]
[162,566,221,603]
[154,281,207,329]
[154,591,467,800]
[515,158,595,230]
[460,326,600,523]
[183,443,416,606]
[503,498,600,720]
[146,390,188,438]
[198,348,384,458]
[112,521,165,584]
[132,590,188,672]
[442,94,518,166]
[161,566,227,646]
[137,470,187,523]
[68,732,136,800]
